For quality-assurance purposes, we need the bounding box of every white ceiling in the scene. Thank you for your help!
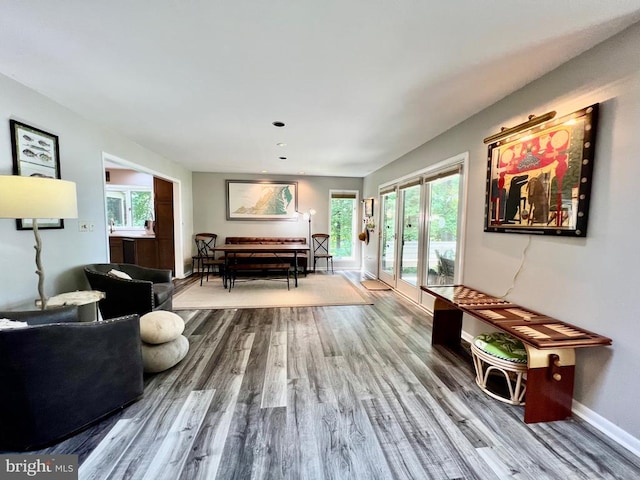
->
[2,1,640,178]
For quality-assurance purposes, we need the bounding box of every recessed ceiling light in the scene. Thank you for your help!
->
[276,142,286,147]
[261,170,268,173]
[279,156,287,160]
[272,121,285,127]
[298,171,305,175]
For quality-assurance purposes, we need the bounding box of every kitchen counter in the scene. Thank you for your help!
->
[109,235,158,266]
[109,231,155,239]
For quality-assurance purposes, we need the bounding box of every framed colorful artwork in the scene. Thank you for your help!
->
[484,104,598,237]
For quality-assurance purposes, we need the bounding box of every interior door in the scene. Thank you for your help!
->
[154,177,175,274]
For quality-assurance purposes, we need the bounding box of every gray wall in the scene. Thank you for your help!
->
[364,23,640,440]
[192,173,363,269]
[0,73,194,309]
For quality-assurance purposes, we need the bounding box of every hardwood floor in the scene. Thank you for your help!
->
[17,273,640,479]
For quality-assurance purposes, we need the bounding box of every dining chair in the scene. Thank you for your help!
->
[312,233,334,273]
[193,233,225,285]
[192,233,217,274]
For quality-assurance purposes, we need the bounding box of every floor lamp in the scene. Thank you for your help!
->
[301,208,316,267]
[0,175,78,309]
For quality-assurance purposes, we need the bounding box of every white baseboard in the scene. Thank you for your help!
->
[361,270,376,280]
[461,330,474,344]
[572,400,640,458]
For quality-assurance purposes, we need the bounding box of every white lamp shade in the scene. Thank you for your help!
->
[0,175,78,219]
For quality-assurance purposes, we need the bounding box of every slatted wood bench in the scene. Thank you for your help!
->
[421,284,612,423]
[227,263,291,291]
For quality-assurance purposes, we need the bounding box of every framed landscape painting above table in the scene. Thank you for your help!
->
[10,120,64,230]
[226,180,298,221]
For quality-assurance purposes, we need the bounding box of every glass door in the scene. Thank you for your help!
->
[424,173,461,286]
[378,190,397,286]
[396,183,422,300]
[376,154,466,295]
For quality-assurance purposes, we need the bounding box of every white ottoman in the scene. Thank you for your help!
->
[141,335,189,373]
[140,311,185,344]
[139,311,188,373]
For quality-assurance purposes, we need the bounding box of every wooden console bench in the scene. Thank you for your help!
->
[421,284,612,423]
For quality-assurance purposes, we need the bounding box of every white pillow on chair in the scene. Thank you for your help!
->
[107,269,132,280]
[0,318,29,330]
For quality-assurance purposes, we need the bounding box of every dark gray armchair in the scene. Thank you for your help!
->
[84,263,174,319]
[0,306,143,450]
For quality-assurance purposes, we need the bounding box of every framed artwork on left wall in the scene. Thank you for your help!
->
[10,120,64,229]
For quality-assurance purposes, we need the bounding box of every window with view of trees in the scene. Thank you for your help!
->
[106,186,153,229]
[330,191,358,259]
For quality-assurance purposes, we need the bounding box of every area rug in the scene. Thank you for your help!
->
[173,274,373,310]
[361,279,391,291]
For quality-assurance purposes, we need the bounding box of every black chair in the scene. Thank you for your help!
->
[436,250,455,285]
[0,307,143,450]
[84,263,174,319]
[312,233,334,273]
[193,233,225,285]
[191,233,217,274]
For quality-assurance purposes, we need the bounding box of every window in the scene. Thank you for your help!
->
[330,191,358,260]
[106,185,153,229]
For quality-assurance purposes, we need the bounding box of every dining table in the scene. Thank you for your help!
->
[213,243,310,288]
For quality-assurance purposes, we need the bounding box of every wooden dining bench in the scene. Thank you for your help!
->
[227,263,291,291]
[421,284,612,423]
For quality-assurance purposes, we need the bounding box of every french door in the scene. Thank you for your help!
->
[377,155,466,298]
[378,190,396,287]
[396,182,423,300]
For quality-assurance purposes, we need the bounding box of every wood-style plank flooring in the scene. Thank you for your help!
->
[15,273,640,479]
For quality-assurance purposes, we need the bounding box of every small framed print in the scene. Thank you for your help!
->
[364,198,374,217]
[10,120,64,229]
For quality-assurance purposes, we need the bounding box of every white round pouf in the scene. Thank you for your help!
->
[141,335,189,373]
[139,311,185,344]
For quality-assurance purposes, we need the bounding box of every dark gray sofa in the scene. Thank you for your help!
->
[0,306,143,450]
[84,263,174,319]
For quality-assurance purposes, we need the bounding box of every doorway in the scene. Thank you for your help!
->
[103,154,183,277]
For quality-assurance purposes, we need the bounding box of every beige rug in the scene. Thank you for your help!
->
[361,279,391,291]
[174,274,372,310]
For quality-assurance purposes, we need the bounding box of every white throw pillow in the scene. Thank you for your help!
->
[108,269,132,280]
[0,318,29,330]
